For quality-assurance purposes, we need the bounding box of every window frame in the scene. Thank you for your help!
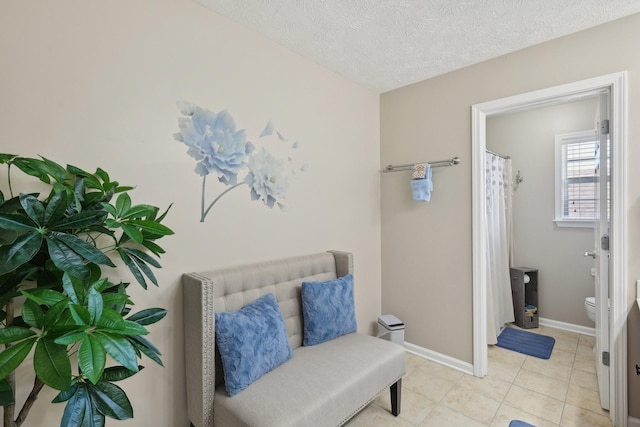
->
[554,129,598,228]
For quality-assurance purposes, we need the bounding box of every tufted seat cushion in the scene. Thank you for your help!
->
[213,333,406,427]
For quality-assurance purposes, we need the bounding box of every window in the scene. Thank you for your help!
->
[554,130,609,227]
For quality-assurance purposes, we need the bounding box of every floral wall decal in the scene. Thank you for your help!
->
[174,101,305,222]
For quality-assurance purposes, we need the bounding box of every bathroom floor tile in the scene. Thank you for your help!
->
[374,386,437,425]
[415,357,465,383]
[455,372,511,401]
[504,384,564,423]
[578,334,595,347]
[521,356,573,383]
[560,403,613,427]
[564,383,609,417]
[403,366,458,402]
[513,368,569,401]
[572,357,596,374]
[346,403,414,427]
[440,384,501,424]
[548,347,576,367]
[419,404,488,427]
[569,369,598,391]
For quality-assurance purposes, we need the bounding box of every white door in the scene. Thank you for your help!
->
[591,91,610,410]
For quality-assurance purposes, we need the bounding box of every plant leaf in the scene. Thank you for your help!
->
[52,382,78,403]
[0,326,36,344]
[140,240,165,256]
[101,365,143,382]
[19,193,45,225]
[0,378,15,405]
[95,308,125,330]
[121,204,155,219]
[128,220,174,236]
[34,337,72,391]
[88,380,133,420]
[22,288,67,306]
[44,191,69,225]
[128,335,163,366]
[115,193,131,218]
[118,321,148,336]
[62,273,85,305]
[93,332,139,372]
[120,223,143,244]
[39,156,70,183]
[0,212,37,230]
[45,235,90,279]
[53,210,108,231]
[61,383,105,427]
[0,231,43,275]
[117,249,146,290]
[54,330,87,346]
[69,304,91,326]
[87,287,104,324]
[122,247,161,268]
[0,337,37,380]
[127,308,167,326]
[22,299,44,329]
[49,232,115,267]
[78,335,106,385]
[44,299,70,328]
[11,157,51,183]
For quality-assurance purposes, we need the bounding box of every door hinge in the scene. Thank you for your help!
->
[600,119,610,135]
[601,235,610,251]
[602,351,610,367]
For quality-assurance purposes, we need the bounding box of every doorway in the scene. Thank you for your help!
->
[471,72,628,426]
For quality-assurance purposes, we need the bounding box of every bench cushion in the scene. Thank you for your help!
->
[213,333,406,427]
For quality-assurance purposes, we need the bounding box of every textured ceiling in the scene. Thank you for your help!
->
[194,0,640,93]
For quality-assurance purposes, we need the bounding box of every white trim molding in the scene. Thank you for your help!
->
[471,72,628,427]
[538,317,595,337]
[629,417,640,427]
[405,341,474,376]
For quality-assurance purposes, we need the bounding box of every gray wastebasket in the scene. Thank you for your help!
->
[377,314,405,345]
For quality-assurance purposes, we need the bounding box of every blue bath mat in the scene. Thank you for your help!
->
[496,327,555,359]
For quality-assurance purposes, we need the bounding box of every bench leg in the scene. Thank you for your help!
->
[390,379,402,416]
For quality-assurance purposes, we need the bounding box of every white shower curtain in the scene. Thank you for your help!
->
[486,152,515,345]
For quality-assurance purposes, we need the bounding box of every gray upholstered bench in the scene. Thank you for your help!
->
[182,251,406,427]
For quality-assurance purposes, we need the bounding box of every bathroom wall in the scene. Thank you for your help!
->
[487,98,598,327]
[0,1,381,425]
[380,12,640,417]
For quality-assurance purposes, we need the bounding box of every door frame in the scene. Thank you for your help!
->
[471,72,628,426]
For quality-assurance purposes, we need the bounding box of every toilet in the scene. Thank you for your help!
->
[584,296,610,322]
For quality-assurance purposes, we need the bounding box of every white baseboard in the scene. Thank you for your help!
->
[404,341,474,376]
[629,416,640,427]
[539,317,596,337]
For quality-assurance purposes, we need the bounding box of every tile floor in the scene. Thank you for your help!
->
[346,325,613,427]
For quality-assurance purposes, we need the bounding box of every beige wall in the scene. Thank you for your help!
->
[487,99,597,327]
[0,1,381,426]
[381,13,640,416]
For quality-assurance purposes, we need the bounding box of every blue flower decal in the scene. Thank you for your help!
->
[175,102,303,222]
[245,148,288,209]
[175,104,251,185]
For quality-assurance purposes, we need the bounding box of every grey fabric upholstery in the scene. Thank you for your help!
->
[182,251,406,427]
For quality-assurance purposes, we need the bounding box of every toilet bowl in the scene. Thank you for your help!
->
[584,296,610,322]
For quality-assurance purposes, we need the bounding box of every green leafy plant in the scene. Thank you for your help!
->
[0,154,173,427]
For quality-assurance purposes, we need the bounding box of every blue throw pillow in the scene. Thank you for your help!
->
[215,293,293,396]
[301,274,357,346]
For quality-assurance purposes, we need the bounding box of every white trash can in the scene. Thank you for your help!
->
[377,314,405,345]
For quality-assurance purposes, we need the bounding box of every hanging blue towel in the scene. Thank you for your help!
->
[411,164,432,201]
